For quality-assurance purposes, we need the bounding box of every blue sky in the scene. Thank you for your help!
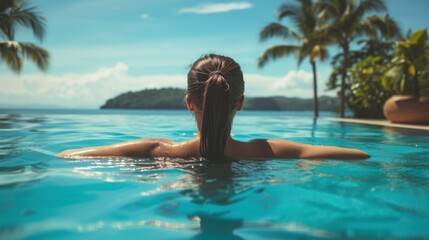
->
[1,0,428,108]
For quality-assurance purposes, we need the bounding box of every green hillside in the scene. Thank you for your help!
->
[100,88,339,111]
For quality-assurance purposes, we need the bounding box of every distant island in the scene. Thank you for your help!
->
[100,88,339,111]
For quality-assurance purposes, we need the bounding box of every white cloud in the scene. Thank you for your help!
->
[0,64,329,109]
[271,71,313,91]
[140,13,149,20]
[179,2,253,14]
[0,63,186,108]
[245,71,315,97]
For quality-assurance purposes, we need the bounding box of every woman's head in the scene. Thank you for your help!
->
[187,54,244,161]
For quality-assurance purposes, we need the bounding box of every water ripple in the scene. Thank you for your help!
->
[1,109,429,239]
[0,162,48,187]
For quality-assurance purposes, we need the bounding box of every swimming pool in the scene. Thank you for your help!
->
[1,109,428,239]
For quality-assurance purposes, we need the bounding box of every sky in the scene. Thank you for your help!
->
[1,0,428,108]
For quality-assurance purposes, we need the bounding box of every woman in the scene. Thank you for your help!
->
[58,54,369,160]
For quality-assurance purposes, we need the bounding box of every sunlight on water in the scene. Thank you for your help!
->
[0,109,429,239]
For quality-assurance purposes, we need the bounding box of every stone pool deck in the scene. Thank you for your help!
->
[323,117,429,131]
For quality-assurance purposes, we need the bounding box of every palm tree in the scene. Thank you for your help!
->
[382,29,429,98]
[0,0,49,73]
[320,0,400,117]
[258,0,328,118]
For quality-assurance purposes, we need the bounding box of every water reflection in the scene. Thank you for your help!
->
[70,157,333,239]
[178,161,256,240]
[188,212,244,240]
[73,158,268,239]
[383,126,429,136]
[2,110,429,239]
[178,160,256,205]
[0,113,49,187]
[311,117,318,138]
[0,162,48,188]
[0,114,20,129]
[0,113,47,159]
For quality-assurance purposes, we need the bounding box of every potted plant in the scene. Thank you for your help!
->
[382,29,429,124]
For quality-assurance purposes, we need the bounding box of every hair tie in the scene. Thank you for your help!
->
[207,71,230,91]
[209,70,225,78]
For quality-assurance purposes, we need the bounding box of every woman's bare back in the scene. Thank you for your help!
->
[58,137,369,160]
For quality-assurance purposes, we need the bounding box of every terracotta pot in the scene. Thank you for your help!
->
[383,95,429,124]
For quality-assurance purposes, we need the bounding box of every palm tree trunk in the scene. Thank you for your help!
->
[311,60,319,118]
[340,43,350,118]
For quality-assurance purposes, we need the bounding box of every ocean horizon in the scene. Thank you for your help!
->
[0,108,339,118]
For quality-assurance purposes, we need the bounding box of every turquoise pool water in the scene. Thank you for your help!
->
[1,109,428,239]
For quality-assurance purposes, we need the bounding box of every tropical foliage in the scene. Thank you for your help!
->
[0,0,49,73]
[348,56,393,118]
[327,36,396,118]
[258,0,328,118]
[330,28,429,119]
[327,38,395,91]
[382,29,429,98]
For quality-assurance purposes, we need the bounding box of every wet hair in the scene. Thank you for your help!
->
[187,54,244,161]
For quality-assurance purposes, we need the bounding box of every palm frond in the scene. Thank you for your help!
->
[258,45,299,68]
[0,0,46,41]
[277,3,301,21]
[318,0,346,19]
[0,41,23,73]
[0,41,49,72]
[356,0,386,17]
[12,2,46,41]
[326,65,343,90]
[260,22,301,42]
[0,0,14,14]
[18,42,49,71]
[301,0,318,33]
[382,64,405,93]
[363,15,401,39]
[278,0,322,36]
[296,48,307,66]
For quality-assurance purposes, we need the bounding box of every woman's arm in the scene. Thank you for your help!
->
[266,139,370,160]
[57,139,171,158]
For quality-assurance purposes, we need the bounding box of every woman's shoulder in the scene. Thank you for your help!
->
[227,138,306,159]
[144,138,200,158]
[140,138,175,145]
[226,138,274,159]
[133,138,174,156]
